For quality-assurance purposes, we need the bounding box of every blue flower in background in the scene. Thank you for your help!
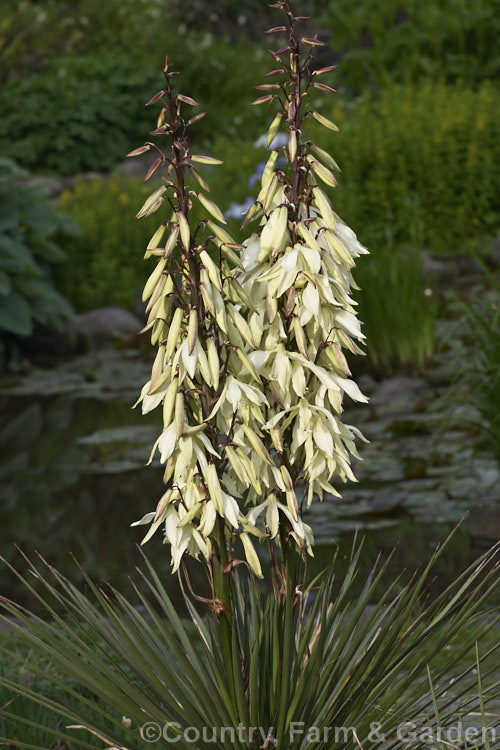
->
[225,196,254,221]
[248,162,266,188]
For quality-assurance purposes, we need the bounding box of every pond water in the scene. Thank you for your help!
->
[1,348,499,611]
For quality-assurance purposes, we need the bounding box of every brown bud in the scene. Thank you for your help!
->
[144,156,163,183]
[285,286,295,317]
[177,94,200,107]
[300,35,326,47]
[250,94,275,106]
[312,82,337,94]
[145,90,166,107]
[186,112,206,126]
[268,49,282,61]
[312,65,338,76]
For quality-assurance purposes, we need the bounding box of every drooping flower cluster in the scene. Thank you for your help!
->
[237,190,369,536]
[131,5,368,577]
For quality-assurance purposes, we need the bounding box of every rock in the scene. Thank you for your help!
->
[24,175,66,199]
[368,490,405,515]
[357,373,377,396]
[467,508,500,542]
[117,152,158,179]
[23,173,100,199]
[370,376,427,408]
[64,307,143,352]
[456,254,484,276]
[421,251,459,285]
[487,233,500,266]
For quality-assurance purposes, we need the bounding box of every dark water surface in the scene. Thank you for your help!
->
[1,350,498,612]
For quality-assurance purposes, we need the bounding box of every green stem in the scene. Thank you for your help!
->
[276,538,297,746]
[212,516,237,711]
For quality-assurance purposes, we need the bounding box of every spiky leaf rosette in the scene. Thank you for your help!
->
[130,59,269,577]
[229,2,369,554]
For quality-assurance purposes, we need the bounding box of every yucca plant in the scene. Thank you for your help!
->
[127,0,370,638]
[123,2,370,700]
[1,538,498,748]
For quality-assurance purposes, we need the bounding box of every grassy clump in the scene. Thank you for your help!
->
[353,238,437,374]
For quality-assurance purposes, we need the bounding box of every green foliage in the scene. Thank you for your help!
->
[0,54,163,176]
[450,263,500,460]
[0,543,498,748]
[55,173,161,312]
[0,47,270,177]
[0,5,270,176]
[0,0,166,80]
[0,159,76,368]
[321,0,500,91]
[311,81,500,253]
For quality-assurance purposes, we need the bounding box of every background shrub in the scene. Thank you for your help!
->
[0,2,271,176]
[0,160,77,369]
[0,0,166,80]
[315,82,500,253]
[449,266,500,460]
[0,54,163,176]
[0,47,270,177]
[205,81,500,255]
[1,0,280,79]
[56,173,162,312]
[320,0,500,91]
